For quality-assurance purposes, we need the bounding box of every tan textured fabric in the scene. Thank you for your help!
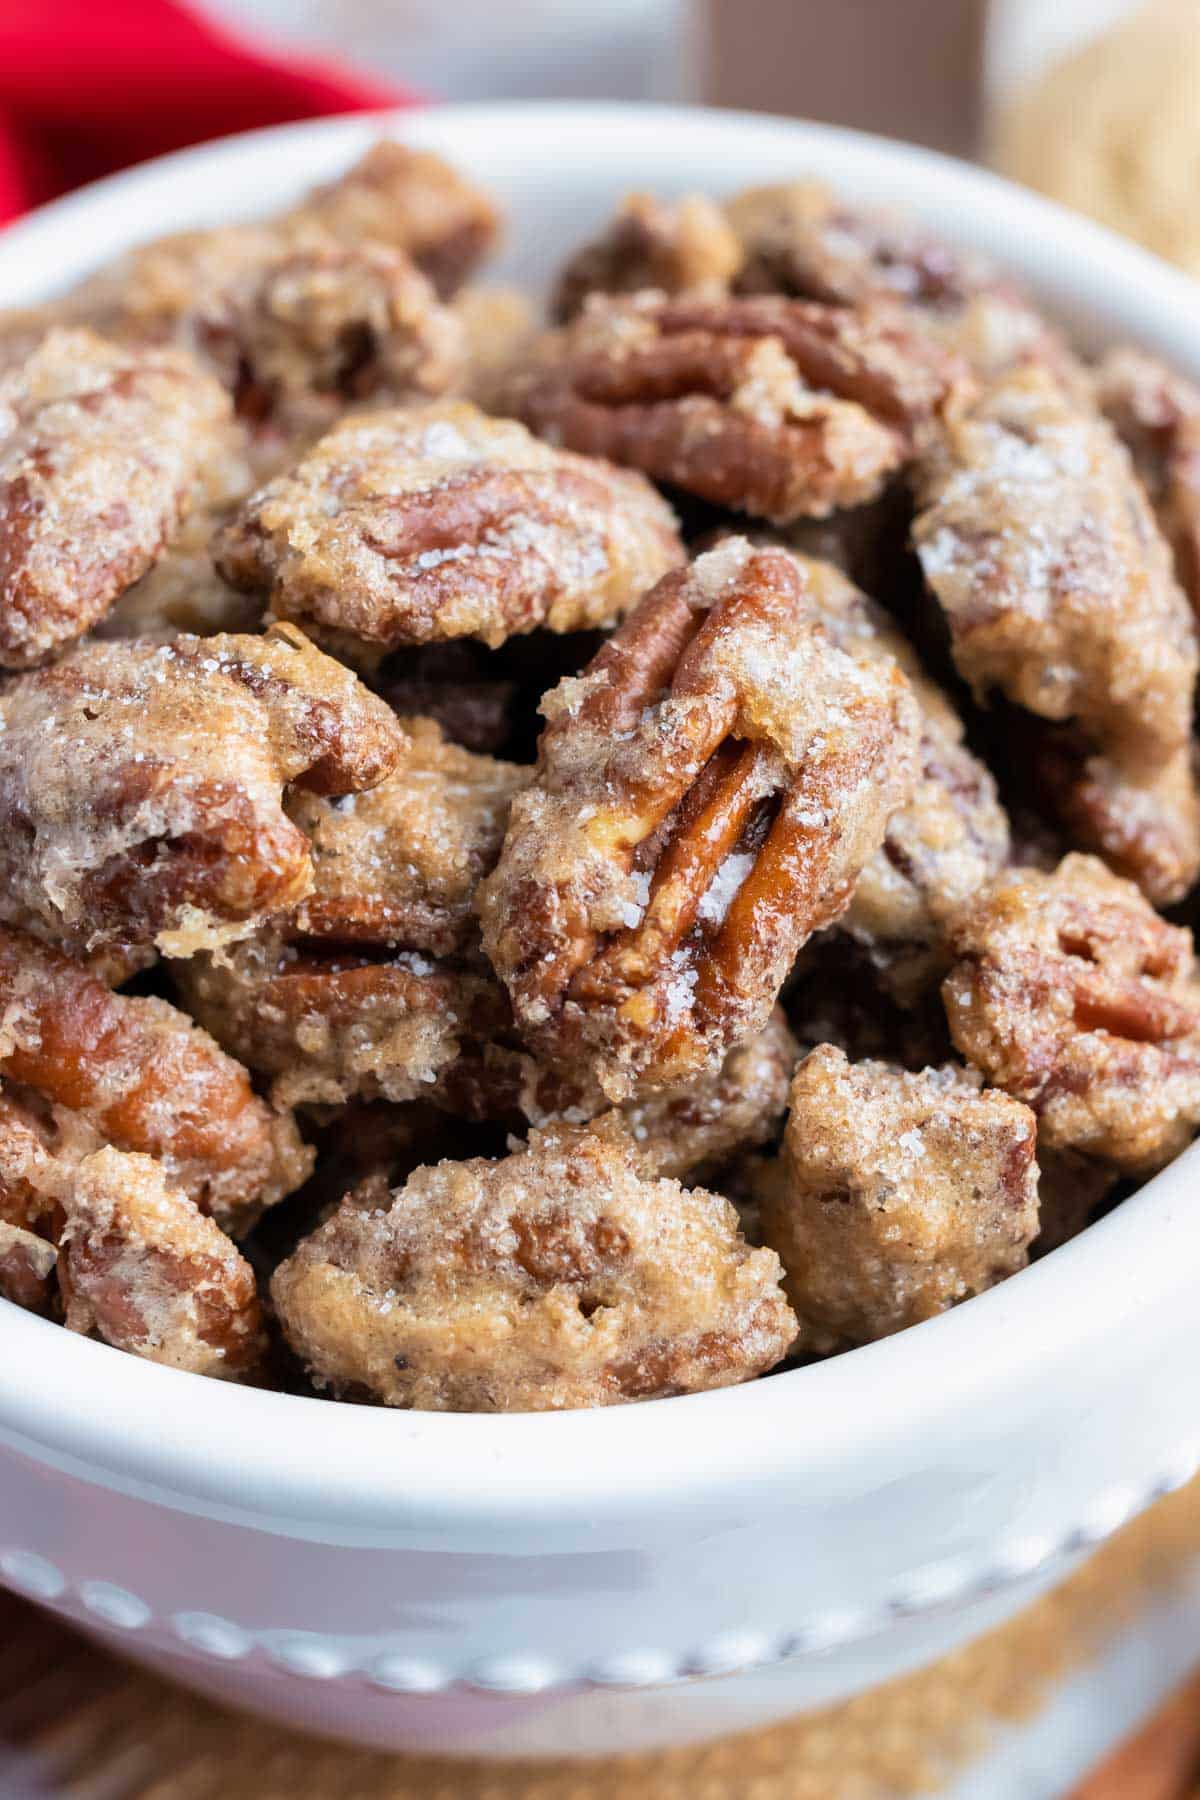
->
[0,1478,1198,1798]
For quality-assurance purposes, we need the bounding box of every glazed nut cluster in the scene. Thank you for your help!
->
[2,148,1199,1411]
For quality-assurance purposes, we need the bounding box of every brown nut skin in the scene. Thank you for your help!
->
[943,854,1200,1176]
[0,927,311,1235]
[758,1045,1040,1351]
[913,362,1200,904]
[505,293,971,525]
[478,538,921,1100]
[0,623,406,959]
[271,1118,797,1412]
[298,141,500,299]
[552,192,741,322]
[0,328,236,667]
[216,400,684,657]
[56,1147,266,1379]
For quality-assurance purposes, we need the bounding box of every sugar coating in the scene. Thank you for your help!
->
[505,291,969,525]
[552,192,741,322]
[272,1118,797,1411]
[944,853,1200,1175]
[0,623,404,958]
[479,539,920,1098]
[216,398,684,654]
[784,549,1011,1003]
[0,329,235,666]
[758,1044,1039,1350]
[0,927,311,1233]
[914,362,1200,903]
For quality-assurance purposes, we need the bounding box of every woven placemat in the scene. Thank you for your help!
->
[1,1477,1198,1799]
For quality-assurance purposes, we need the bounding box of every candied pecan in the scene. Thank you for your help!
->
[779,549,1011,1002]
[758,1045,1039,1350]
[64,220,463,435]
[216,400,684,656]
[0,927,311,1232]
[477,538,921,1098]
[271,1118,796,1410]
[285,717,530,957]
[0,1085,67,1311]
[1094,344,1200,619]
[297,141,500,299]
[1035,730,1200,910]
[726,182,1004,312]
[56,1147,265,1378]
[96,423,265,642]
[614,1007,797,1182]
[0,623,405,958]
[178,722,531,1114]
[943,854,1200,1174]
[552,192,741,322]
[0,329,236,666]
[913,363,1200,901]
[508,294,968,525]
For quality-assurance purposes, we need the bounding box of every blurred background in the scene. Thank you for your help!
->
[180,0,1200,277]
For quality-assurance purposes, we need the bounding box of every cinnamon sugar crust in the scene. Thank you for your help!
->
[0,623,404,959]
[943,854,1200,1174]
[0,927,311,1233]
[759,1045,1039,1350]
[272,1118,797,1410]
[216,400,684,655]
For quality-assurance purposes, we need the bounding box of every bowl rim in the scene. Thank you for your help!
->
[2,99,1199,1532]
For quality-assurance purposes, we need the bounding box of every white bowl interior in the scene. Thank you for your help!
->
[1,103,1198,1527]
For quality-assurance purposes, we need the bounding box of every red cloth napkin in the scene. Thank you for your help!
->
[0,0,414,225]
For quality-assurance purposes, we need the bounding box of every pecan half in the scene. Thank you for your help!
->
[297,141,500,299]
[216,400,684,656]
[757,1045,1039,1350]
[943,854,1200,1174]
[272,1117,797,1410]
[0,927,311,1233]
[56,1148,266,1378]
[0,329,236,666]
[552,192,741,322]
[913,363,1200,902]
[0,623,405,958]
[478,538,921,1098]
[507,293,969,524]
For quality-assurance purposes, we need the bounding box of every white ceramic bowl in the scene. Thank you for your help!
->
[1,102,1199,1762]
